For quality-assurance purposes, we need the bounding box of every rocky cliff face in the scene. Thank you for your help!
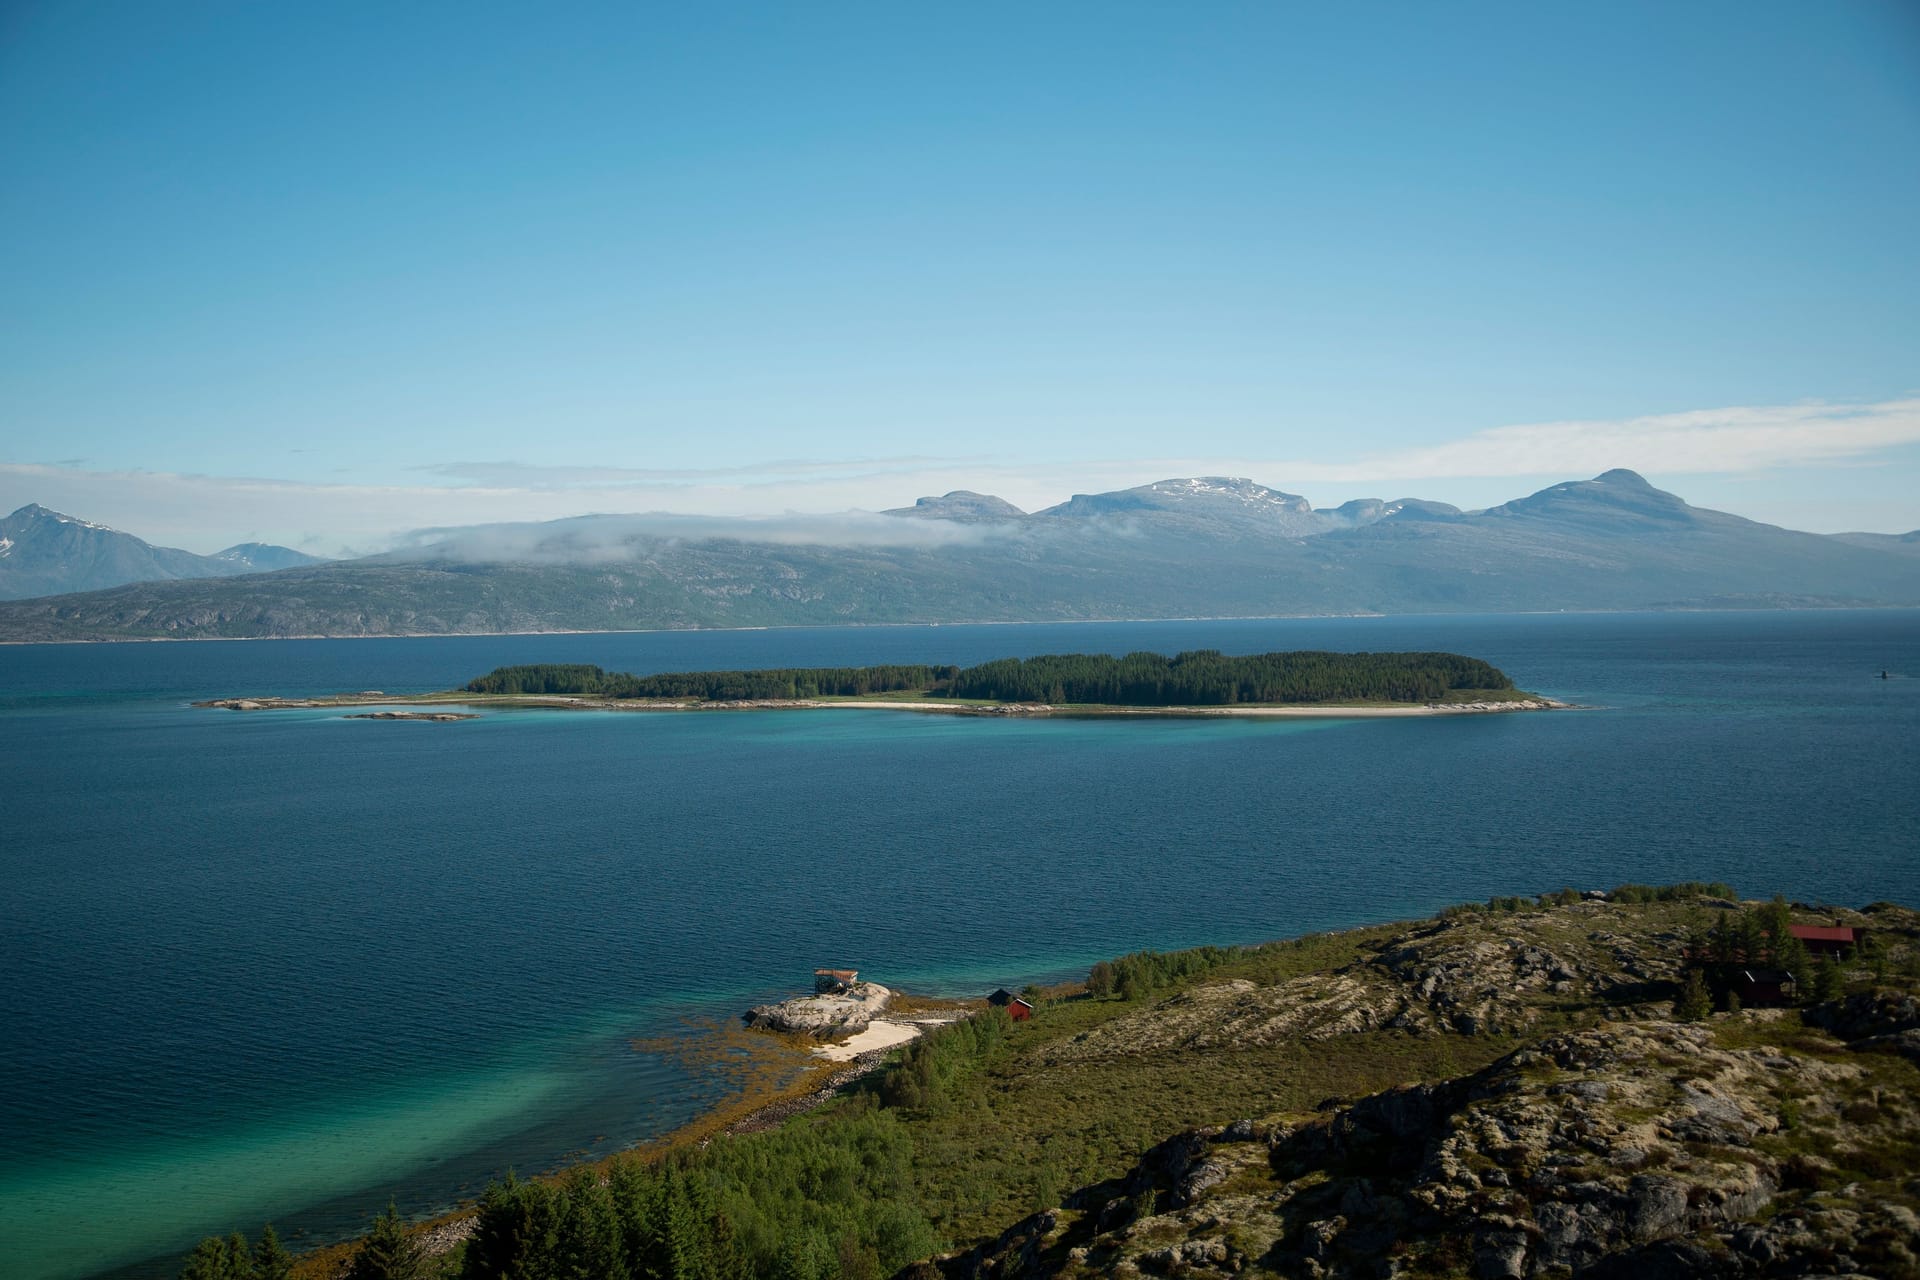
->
[911,900,1920,1280]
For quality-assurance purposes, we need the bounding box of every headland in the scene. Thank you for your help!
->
[204,883,1917,1280]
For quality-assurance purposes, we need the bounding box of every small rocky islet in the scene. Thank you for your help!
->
[746,980,897,1038]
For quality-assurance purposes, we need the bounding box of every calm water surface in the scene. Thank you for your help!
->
[2,612,1916,1278]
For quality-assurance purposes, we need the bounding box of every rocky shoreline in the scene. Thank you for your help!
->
[745,981,897,1037]
[282,890,1917,1280]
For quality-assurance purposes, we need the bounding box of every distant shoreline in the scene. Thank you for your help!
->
[6,602,1916,645]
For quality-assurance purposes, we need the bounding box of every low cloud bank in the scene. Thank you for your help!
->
[388,510,1016,564]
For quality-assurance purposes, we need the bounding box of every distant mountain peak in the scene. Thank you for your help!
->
[211,542,327,571]
[883,491,1028,521]
[1483,468,1698,529]
[1041,476,1318,523]
[8,502,117,533]
[0,504,323,599]
[1143,476,1309,509]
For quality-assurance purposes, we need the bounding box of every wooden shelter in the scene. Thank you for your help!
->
[814,968,859,994]
[1735,968,1794,1008]
[987,988,1034,1021]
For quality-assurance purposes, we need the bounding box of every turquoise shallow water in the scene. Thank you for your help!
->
[2,611,1917,1278]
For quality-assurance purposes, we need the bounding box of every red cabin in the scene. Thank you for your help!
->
[1788,925,1858,959]
[987,988,1034,1021]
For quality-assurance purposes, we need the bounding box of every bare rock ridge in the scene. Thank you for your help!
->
[912,895,1920,1280]
[938,1019,1920,1279]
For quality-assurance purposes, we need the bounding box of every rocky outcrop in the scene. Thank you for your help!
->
[344,711,476,721]
[1803,989,1920,1065]
[926,1017,1920,1279]
[745,982,892,1038]
[1041,903,1688,1064]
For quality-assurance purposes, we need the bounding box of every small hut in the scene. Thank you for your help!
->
[815,968,859,994]
[1735,968,1794,1007]
[987,988,1034,1022]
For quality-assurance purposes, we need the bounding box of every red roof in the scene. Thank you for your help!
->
[1788,925,1856,943]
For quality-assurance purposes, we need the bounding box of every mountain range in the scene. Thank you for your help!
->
[0,471,1914,641]
[0,504,324,601]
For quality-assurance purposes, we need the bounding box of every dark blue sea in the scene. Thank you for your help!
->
[2,611,1916,1279]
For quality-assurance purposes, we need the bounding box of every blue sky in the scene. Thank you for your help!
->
[2,1,1917,552]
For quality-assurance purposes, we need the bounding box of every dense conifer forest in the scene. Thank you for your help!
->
[462,650,1515,705]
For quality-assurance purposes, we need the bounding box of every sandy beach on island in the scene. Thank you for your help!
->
[858,697,1571,717]
[197,693,1571,718]
[810,1019,925,1062]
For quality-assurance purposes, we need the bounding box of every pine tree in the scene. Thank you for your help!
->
[346,1202,426,1280]
[557,1168,627,1280]
[1709,914,1735,964]
[253,1225,294,1280]
[1780,933,1815,1003]
[179,1234,249,1280]
[773,1234,820,1280]
[608,1159,658,1269]
[1674,969,1711,1022]
[463,1176,525,1280]
[1812,955,1847,1004]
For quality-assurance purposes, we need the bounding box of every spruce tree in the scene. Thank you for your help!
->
[179,1234,248,1280]
[462,1177,525,1280]
[557,1168,627,1280]
[773,1235,820,1280]
[1813,955,1847,1004]
[1780,933,1815,1003]
[254,1225,294,1280]
[1674,969,1711,1022]
[345,1202,426,1280]
[608,1159,658,1268]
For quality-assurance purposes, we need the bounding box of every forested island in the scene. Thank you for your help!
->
[461,649,1523,706]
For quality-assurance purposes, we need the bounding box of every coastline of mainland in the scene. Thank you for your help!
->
[239,885,1918,1280]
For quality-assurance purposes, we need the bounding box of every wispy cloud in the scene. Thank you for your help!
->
[3,395,1916,553]
[391,510,1011,564]
[1282,397,1920,484]
[416,455,987,490]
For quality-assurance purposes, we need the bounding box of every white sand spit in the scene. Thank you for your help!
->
[811,1019,925,1062]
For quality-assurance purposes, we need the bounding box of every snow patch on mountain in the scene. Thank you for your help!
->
[1146,477,1309,510]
